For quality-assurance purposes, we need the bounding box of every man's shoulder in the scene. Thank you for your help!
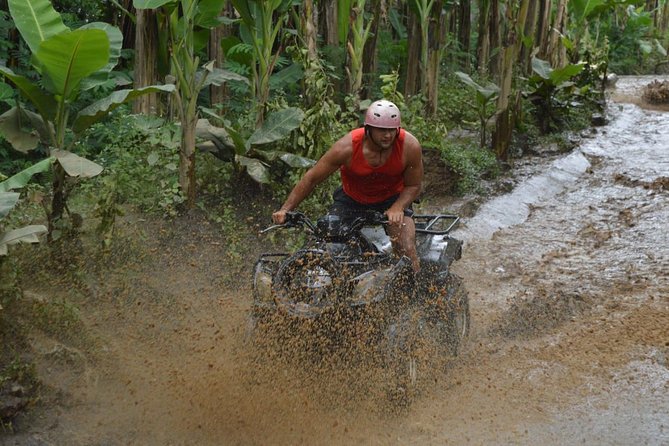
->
[401,130,421,152]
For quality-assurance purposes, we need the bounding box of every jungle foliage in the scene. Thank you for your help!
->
[0,0,667,248]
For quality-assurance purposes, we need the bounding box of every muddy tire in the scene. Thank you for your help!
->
[384,308,425,403]
[444,274,470,356]
[272,250,339,318]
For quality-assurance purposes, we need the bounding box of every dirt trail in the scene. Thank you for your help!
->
[3,76,669,445]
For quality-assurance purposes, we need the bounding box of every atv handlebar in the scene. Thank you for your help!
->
[261,212,460,235]
[260,211,316,234]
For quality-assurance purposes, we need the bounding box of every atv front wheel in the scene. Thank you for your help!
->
[272,250,339,318]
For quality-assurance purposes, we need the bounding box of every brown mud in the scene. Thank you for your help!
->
[2,76,668,445]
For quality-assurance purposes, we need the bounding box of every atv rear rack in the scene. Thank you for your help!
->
[413,214,460,235]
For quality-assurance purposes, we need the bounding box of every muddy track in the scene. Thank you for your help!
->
[3,76,669,446]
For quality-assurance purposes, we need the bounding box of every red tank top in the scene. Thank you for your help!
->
[340,127,406,204]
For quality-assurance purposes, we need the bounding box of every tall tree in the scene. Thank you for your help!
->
[319,0,339,47]
[491,0,531,160]
[133,8,160,115]
[362,0,383,99]
[426,0,447,115]
[404,8,421,96]
[536,0,552,58]
[546,0,568,68]
[457,0,471,69]
[476,0,491,75]
[208,1,234,109]
[346,0,373,99]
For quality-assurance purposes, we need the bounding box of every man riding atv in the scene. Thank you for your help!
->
[272,99,424,273]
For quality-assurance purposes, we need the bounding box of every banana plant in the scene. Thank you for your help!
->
[346,0,373,98]
[455,72,500,148]
[0,159,52,255]
[230,0,300,126]
[201,106,312,184]
[407,0,436,92]
[525,57,585,134]
[1,0,175,236]
[134,0,249,208]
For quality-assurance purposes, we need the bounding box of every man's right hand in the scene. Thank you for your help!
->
[272,209,288,224]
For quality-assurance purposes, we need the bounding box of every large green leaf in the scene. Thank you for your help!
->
[72,84,175,133]
[200,67,250,87]
[236,155,270,184]
[230,0,255,29]
[52,149,103,178]
[269,63,303,90]
[36,29,110,99]
[549,63,584,85]
[0,66,57,121]
[0,107,54,152]
[531,57,553,80]
[0,225,47,256]
[247,107,305,147]
[7,0,68,54]
[0,82,14,104]
[570,0,606,21]
[0,192,20,219]
[196,0,227,27]
[279,152,315,168]
[79,22,123,91]
[455,71,482,90]
[0,107,40,152]
[133,0,175,8]
[0,157,55,192]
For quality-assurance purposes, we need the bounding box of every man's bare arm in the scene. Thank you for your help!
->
[273,135,352,223]
[386,132,423,222]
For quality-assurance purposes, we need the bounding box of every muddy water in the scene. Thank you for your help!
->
[445,75,669,444]
[5,76,669,446]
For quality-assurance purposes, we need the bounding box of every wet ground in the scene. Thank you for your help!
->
[2,76,668,445]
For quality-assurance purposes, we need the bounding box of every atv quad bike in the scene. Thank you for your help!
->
[251,210,469,397]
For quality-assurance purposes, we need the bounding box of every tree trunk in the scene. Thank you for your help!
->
[457,0,471,70]
[404,11,421,97]
[476,0,491,76]
[661,1,669,35]
[426,1,447,116]
[48,163,66,241]
[319,0,339,47]
[179,118,197,208]
[209,1,233,110]
[519,0,539,75]
[547,0,568,67]
[536,0,552,59]
[492,0,530,160]
[362,0,382,100]
[489,0,501,78]
[133,8,160,115]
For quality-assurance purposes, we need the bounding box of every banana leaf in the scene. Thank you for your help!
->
[52,149,103,178]
[0,158,55,193]
[36,29,110,99]
[0,66,58,121]
[79,22,124,91]
[247,107,304,148]
[0,192,20,219]
[0,225,47,255]
[7,0,68,54]
[73,85,175,133]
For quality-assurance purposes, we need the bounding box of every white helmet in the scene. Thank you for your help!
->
[364,100,401,129]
